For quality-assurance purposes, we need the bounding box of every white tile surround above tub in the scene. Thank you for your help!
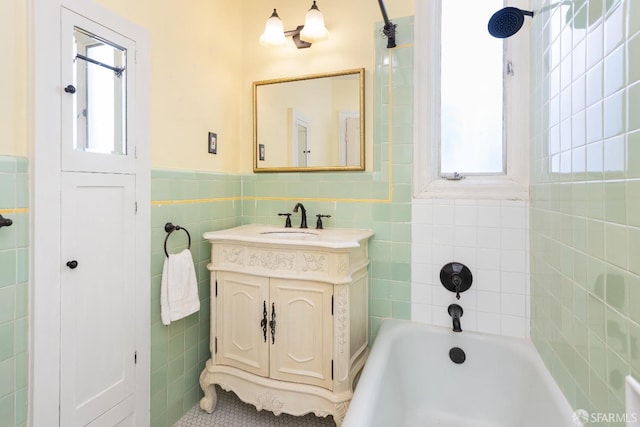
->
[411,198,530,338]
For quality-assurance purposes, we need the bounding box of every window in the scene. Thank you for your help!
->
[414,0,529,198]
[440,0,504,175]
[73,27,127,156]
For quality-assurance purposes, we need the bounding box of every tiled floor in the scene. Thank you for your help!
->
[174,386,336,427]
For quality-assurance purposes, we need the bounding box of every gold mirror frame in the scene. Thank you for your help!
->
[253,68,365,172]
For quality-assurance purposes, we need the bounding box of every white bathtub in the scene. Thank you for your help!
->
[343,320,577,427]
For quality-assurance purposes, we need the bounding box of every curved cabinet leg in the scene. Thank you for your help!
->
[199,371,218,413]
[333,401,349,427]
[199,384,218,413]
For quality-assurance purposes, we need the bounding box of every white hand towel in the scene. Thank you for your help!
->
[160,249,200,325]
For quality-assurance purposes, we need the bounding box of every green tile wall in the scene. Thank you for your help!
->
[530,1,640,423]
[0,156,28,427]
[150,170,241,426]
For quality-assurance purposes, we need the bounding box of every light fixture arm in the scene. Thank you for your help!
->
[284,26,312,49]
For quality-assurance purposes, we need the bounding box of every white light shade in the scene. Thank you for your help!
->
[300,1,328,43]
[260,9,286,46]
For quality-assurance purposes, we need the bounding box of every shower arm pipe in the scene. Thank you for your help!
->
[376,0,397,48]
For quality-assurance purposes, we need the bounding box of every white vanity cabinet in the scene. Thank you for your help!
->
[199,224,373,426]
[215,272,334,389]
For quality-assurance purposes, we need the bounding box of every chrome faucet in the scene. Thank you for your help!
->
[448,304,463,332]
[293,203,308,228]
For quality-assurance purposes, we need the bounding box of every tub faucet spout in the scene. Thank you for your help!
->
[293,203,308,228]
[448,304,463,332]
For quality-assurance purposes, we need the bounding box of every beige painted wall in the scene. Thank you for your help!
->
[1,0,28,157]
[8,0,413,170]
[95,0,244,172]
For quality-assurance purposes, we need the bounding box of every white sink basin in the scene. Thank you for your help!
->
[203,224,373,249]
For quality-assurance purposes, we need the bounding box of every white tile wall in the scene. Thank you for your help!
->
[411,198,530,337]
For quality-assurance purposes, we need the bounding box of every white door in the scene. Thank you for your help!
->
[60,173,136,426]
[59,8,140,427]
[339,112,360,167]
[345,116,360,166]
[32,0,150,424]
[289,109,311,167]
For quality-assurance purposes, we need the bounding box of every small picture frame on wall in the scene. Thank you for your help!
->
[208,132,217,154]
[259,144,265,161]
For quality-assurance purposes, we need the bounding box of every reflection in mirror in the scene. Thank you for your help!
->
[291,110,310,167]
[72,28,127,156]
[253,68,364,172]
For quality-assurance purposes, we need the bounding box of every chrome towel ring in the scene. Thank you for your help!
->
[164,222,191,258]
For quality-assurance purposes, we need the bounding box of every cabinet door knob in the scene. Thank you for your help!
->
[64,85,77,94]
[66,260,78,269]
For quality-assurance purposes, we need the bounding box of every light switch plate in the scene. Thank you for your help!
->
[208,132,217,154]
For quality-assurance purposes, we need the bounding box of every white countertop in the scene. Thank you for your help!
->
[203,224,374,249]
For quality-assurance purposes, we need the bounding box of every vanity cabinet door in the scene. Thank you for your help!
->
[216,272,269,377]
[269,278,333,390]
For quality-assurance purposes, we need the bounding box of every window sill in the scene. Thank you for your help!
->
[414,175,529,200]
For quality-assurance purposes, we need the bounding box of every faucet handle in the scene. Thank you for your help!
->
[315,214,331,229]
[278,213,292,228]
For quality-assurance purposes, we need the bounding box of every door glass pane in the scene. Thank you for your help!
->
[440,0,504,175]
[72,28,127,155]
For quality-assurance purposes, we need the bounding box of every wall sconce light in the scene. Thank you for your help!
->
[259,1,329,49]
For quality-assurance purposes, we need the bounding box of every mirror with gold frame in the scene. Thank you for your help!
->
[253,68,364,172]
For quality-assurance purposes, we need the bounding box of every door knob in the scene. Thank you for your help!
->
[64,85,76,94]
[66,260,78,269]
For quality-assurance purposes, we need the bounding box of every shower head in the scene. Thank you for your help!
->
[488,7,534,38]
